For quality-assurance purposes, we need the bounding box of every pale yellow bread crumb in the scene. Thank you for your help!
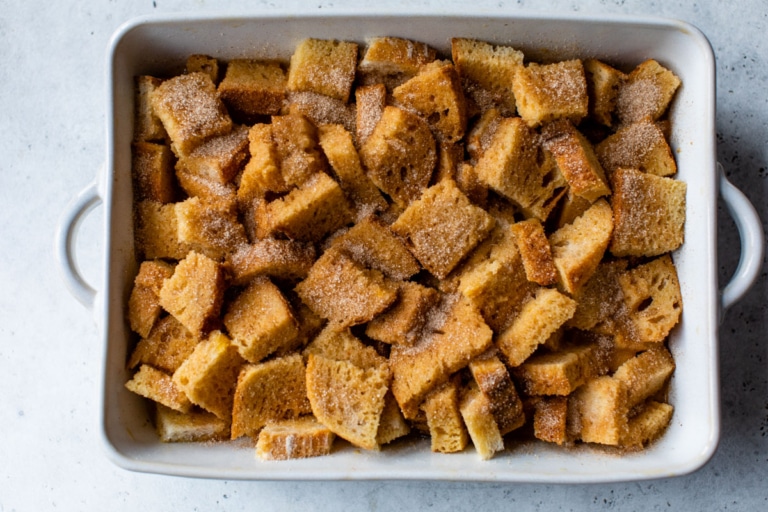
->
[256,416,335,460]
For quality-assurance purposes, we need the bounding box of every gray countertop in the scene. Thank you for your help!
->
[2,0,766,510]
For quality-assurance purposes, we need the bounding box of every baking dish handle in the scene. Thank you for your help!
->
[718,162,764,317]
[55,179,103,311]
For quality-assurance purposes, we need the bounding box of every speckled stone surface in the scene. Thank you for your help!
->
[1,0,766,510]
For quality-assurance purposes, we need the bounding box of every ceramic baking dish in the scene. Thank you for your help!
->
[56,11,764,483]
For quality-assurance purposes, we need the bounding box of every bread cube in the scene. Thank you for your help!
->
[159,251,225,335]
[305,353,390,450]
[230,353,311,439]
[377,392,411,446]
[175,124,249,185]
[256,172,354,242]
[186,54,219,83]
[134,76,167,143]
[127,315,200,374]
[150,72,233,156]
[549,198,614,294]
[132,141,176,203]
[512,60,588,127]
[459,383,504,460]
[355,83,387,146]
[125,364,192,413]
[296,248,398,327]
[256,417,336,460]
[596,119,677,178]
[359,105,437,207]
[451,38,524,116]
[620,401,673,450]
[228,239,316,285]
[617,255,683,343]
[175,196,248,260]
[567,259,628,331]
[127,259,175,338]
[366,281,440,346]
[391,179,495,279]
[287,38,358,103]
[390,294,493,418]
[218,59,286,117]
[571,376,628,445]
[175,166,237,202]
[172,330,244,420]
[155,404,230,443]
[359,36,437,77]
[613,346,675,408]
[224,276,300,363]
[270,113,328,187]
[616,59,681,125]
[541,119,611,203]
[285,91,356,133]
[466,108,502,163]
[303,325,389,371]
[610,168,686,257]
[392,61,468,143]
[422,379,468,453]
[510,218,558,286]
[469,354,524,434]
[533,396,569,445]
[317,124,388,216]
[135,200,189,260]
[584,59,626,127]
[237,124,288,206]
[496,288,577,367]
[331,215,420,280]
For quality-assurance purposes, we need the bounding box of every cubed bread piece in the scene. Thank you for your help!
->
[277,296,326,356]
[512,60,588,127]
[567,259,628,331]
[150,72,233,156]
[305,353,390,451]
[359,105,437,207]
[128,259,175,338]
[303,325,389,371]
[359,36,437,77]
[186,54,220,83]
[474,117,565,220]
[230,353,311,439]
[595,119,677,178]
[617,255,683,343]
[330,215,420,280]
[256,417,336,460]
[392,61,467,143]
[175,196,248,260]
[155,404,230,443]
[466,108,502,163]
[513,339,611,396]
[422,379,468,453]
[175,166,237,202]
[237,124,289,206]
[132,141,176,203]
[134,76,167,142]
[127,315,200,374]
[377,391,411,445]
[609,168,686,257]
[541,119,611,202]
[256,172,354,242]
[432,141,462,184]
[355,83,387,146]
[135,200,189,260]
[218,59,286,117]
[366,281,440,346]
[317,124,388,216]
[172,330,244,420]
[296,248,398,327]
[229,239,316,285]
[571,376,628,445]
[620,401,673,450]
[584,59,627,127]
[533,396,569,445]
[126,364,192,412]
[175,124,249,185]
[451,38,524,116]
[549,198,614,294]
[224,276,300,363]
[459,383,504,460]
[391,179,495,279]
[496,288,577,367]
[287,38,358,103]
[613,346,675,408]
[510,218,558,287]
[616,59,681,125]
[270,113,328,187]
[159,251,225,335]
[390,294,493,418]
[454,162,488,207]
[469,354,524,434]
[285,91,356,134]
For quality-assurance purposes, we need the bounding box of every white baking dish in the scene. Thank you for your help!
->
[56,11,764,483]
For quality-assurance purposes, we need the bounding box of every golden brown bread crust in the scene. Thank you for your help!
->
[218,59,286,117]
[512,60,588,128]
[287,38,358,103]
[256,417,336,460]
